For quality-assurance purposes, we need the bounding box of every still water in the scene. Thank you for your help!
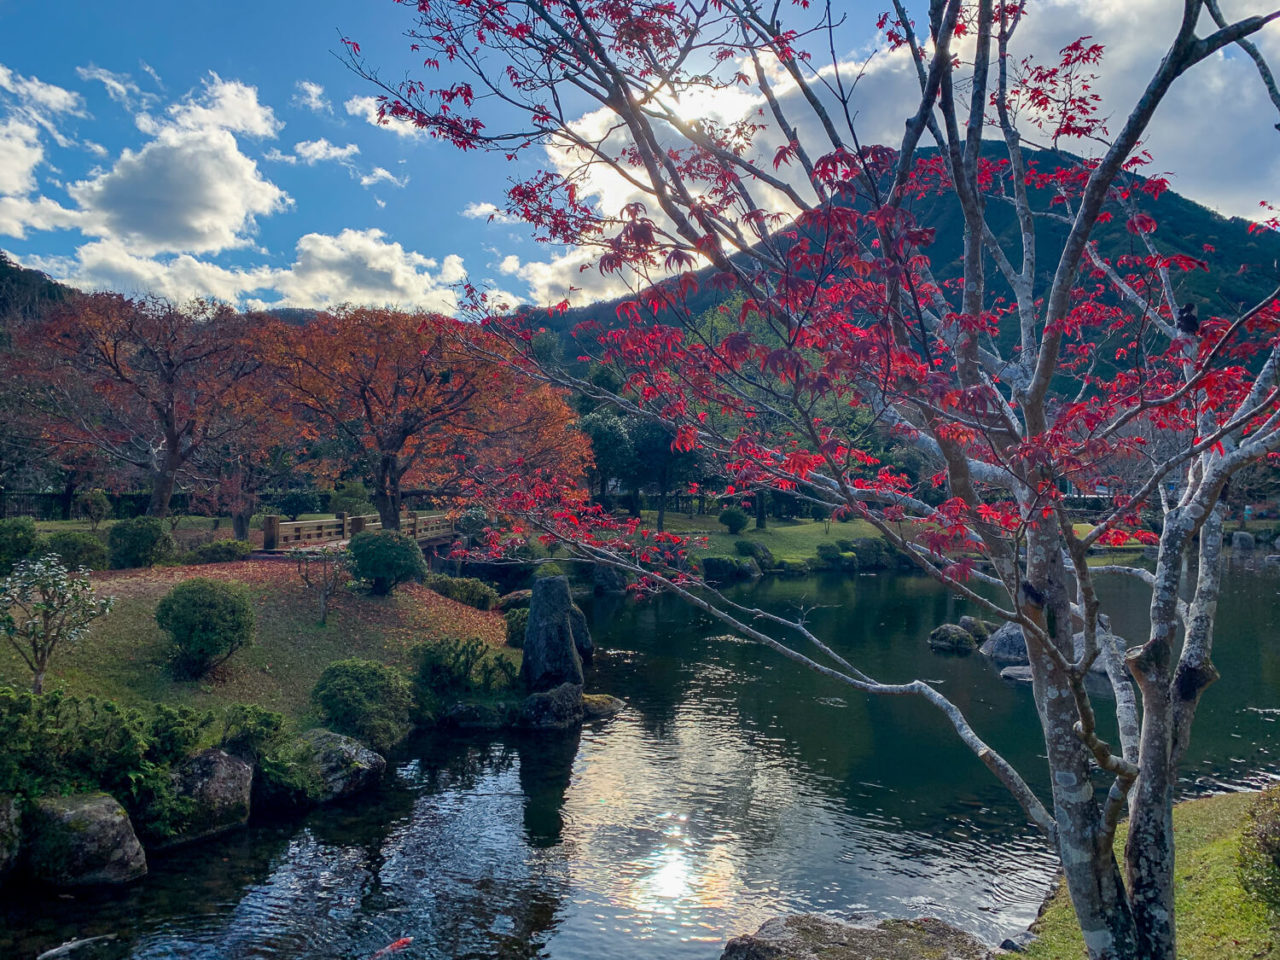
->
[5,563,1280,959]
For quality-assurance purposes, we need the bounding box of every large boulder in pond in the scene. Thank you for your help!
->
[928,623,978,653]
[518,682,585,730]
[0,796,19,881]
[958,616,990,642]
[980,622,1028,665]
[567,601,594,664]
[158,749,252,848]
[28,792,147,887]
[721,914,994,960]
[1233,530,1257,551]
[299,729,386,803]
[592,562,629,595]
[701,555,740,583]
[522,576,585,692]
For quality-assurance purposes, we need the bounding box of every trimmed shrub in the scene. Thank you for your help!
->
[156,579,255,679]
[348,531,426,596]
[718,506,749,535]
[504,607,530,648]
[108,516,175,569]
[0,517,41,575]
[273,489,319,521]
[311,659,413,754]
[1240,785,1280,910]
[424,573,499,610]
[77,489,112,530]
[185,539,253,565]
[41,530,109,571]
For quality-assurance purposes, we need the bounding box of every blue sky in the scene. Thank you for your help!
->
[1,1,1277,313]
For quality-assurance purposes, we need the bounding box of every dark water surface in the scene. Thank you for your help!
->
[5,562,1280,959]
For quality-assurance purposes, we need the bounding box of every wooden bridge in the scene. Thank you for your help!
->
[261,511,455,552]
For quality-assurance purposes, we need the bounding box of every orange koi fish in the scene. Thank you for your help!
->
[370,937,413,959]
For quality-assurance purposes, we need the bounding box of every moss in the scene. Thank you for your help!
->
[1025,792,1279,960]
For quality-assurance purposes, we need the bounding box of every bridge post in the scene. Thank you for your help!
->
[263,515,281,551]
[349,515,366,537]
[337,511,349,539]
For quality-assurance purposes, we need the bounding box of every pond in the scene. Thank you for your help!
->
[5,560,1280,959]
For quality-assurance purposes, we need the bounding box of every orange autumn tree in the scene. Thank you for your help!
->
[260,307,588,529]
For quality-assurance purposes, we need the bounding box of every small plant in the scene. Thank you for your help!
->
[1240,785,1280,910]
[77,489,112,531]
[423,573,499,610]
[311,659,413,753]
[41,530,109,571]
[504,607,529,648]
[273,489,320,521]
[218,703,286,763]
[411,637,518,722]
[108,516,176,569]
[0,557,114,693]
[717,506,748,535]
[185,539,254,564]
[155,578,255,679]
[293,546,347,625]
[347,531,426,596]
[0,517,41,575]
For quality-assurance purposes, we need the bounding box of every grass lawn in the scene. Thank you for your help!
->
[1026,790,1279,959]
[0,559,508,729]
[629,511,885,562]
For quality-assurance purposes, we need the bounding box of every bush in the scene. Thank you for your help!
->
[815,542,842,566]
[504,607,530,648]
[411,638,518,722]
[348,530,426,596]
[718,506,749,535]
[273,489,320,521]
[218,703,286,763]
[532,561,566,580]
[77,489,112,530]
[701,555,740,582]
[108,516,176,569]
[328,481,376,518]
[424,573,499,610]
[0,517,41,575]
[156,578,255,679]
[311,659,413,753]
[1240,786,1280,910]
[185,539,253,565]
[41,530,109,571]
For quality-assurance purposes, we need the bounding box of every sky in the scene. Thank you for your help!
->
[1,0,1278,314]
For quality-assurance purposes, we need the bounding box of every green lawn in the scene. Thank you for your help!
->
[0,560,509,728]
[629,511,884,562]
[1026,791,1279,959]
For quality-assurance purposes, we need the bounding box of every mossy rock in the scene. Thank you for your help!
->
[297,729,386,803]
[928,623,978,653]
[721,914,994,960]
[442,700,518,730]
[702,555,742,583]
[582,693,625,721]
[28,792,147,887]
[958,616,991,642]
[776,559,811,577]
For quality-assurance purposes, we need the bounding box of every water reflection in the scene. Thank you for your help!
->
[5,565,1280,959]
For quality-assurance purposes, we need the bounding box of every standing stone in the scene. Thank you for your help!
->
[1233,531,1257,551]
[159,749,253,848]
[522,576,585,692]
[567,601,594,664]
[0,796,19,881]
[28,792,147,886]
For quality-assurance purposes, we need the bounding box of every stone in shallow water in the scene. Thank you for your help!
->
[518,682,584,730]
[299,729,386,803]
[158,749,252,849]
[929,623,978,653]
[1001,665,1034,685]
[720,914,995,960]
[980,622,1028,664]
[28,792,147,887]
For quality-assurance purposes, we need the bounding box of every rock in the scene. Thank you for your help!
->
[0,795,19,881]
[1071,631,1118,676]
[592,563,629,594]
[736,541,776,569]
[928,623,978,653]
[958,616,990,642]
[701,555,741,583]
[298,729,386,803]
[159,749,252,848]
[1000,930,1037,952]
[442,701,515,730]
[1001,666,1034,685]
[498,589,533,611]
[28,793,147,887]
[567,601,594,664]
[980,622,1028,665]
[518,682,585,730]
[1233,530,1257,551]
[738,557,763,580]
[581,693,625,721]
[777,558,810,576]
[522,576,585,692]
[720,914,994,960]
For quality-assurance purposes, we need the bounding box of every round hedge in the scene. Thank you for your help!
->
[311,659,412,753]
[155,578,255,679]
[347,530,426,596]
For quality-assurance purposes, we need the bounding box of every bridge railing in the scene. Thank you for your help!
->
[261,511,454,551]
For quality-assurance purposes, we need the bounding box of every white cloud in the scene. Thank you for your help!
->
[360,166,407,188]
[295,138,360,164]
[68,128,289,255]
[462,201,517,224]
[0,195,82,239]
[0,119,43,196]
[75,65,153,111]
[345,95,425,139]
[0,64,83,118]
[137,73,281,139]
[293,80,331,114]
